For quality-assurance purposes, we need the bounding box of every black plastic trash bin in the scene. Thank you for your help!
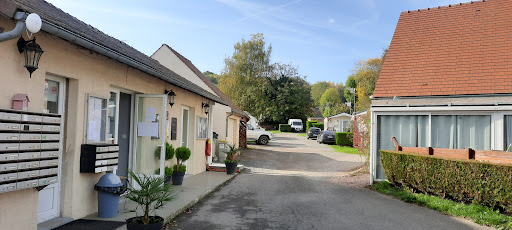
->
[94,173,126,218]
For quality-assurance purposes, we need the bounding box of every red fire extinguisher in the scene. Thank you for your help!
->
[205,139,211,156]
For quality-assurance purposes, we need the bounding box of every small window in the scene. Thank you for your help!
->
[86,95,107,143]
[197,116,208,139]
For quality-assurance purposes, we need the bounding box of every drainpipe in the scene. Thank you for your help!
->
[0,11,27,42]
[225,109,234,140]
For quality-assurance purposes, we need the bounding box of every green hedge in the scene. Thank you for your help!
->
[279,124,292,132]
[306,121,317,131]
[335,132,353,146]
[312,123,324,130]
[380,150,512,212]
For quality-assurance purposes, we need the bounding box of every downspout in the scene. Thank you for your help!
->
[0,11,27,42]
[225,109,234,140]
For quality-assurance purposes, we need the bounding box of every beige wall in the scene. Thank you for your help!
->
[151,46,216,95]
[0,17,208,229]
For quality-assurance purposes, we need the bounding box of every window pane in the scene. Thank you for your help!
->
[107,92,117,144]
[87,96,107,143]
[432,115,490,150]
[44,79,59,114]
[376,115,429,179]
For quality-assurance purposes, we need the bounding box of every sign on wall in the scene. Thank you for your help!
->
[171,117,177,140]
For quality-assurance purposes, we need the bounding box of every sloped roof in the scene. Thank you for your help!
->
[374,0,512,98]
[6,0,227,105]
[161,44,248,119]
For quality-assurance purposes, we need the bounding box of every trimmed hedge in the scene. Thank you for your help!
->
[380,150,512,212]
[306,121,317,131]
[312,123,324,130]
[335,132,353,146]
[279,124,292,132]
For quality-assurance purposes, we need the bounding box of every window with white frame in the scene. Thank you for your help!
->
[86,95,108,143]
[431,115,491,150]
[197,116,208,139]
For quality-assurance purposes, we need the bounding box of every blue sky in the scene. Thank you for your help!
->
[46,0,463,85]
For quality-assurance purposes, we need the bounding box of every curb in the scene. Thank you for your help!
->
[164,173,239,223]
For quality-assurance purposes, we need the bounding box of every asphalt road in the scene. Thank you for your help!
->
[169,133,491,230]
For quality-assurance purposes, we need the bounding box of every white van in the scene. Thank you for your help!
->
[288,119,303,132]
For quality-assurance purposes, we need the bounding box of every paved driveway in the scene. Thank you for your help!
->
[170,133,491,230]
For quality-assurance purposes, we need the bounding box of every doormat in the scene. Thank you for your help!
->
[53,219,125,230]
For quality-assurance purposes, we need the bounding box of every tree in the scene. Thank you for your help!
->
[260,63,313,123]
[311,81,331,106]
[218,33,313,124]
[319,88,344,117]
[203,71,219,85]
[353,58,383,111]
[219,33,272,116]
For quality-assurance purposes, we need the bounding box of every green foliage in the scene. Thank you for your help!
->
[329,145,359,154]
[203,71,220,85]
[306,121,317,131]
[172,164,186,173]
[219,33,313,125]
[312,123,324,130]
[175,147,191,162]
[126,170,174,225]
[226,144,239,162]
[155,142,175,161]
[279,124,292,132]
[311,81,332,106]
[335,132,353,146]
[380,150,512,212]
[155,166,174,178]
[174,147,191,173]
[320,88,348,117]
[372,182,512,230]
[224,159,238,164]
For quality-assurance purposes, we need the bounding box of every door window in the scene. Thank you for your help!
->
[107,92,118,144]
[44,79,59,114]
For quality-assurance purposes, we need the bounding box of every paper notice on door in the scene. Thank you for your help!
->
[148,122,159,137]
[146,107,156,121]
[88,121,99,142]
[137,122,149,136]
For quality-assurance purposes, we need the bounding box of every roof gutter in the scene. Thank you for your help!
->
[226,109,234,140]
[0,11,26,42]
[40,21,226,105]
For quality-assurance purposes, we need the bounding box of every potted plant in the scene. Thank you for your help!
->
[224,144,239,175]
[125,170,174,230]
[172,146,190,185]
[155,142,174,183]
[155,166,173,184]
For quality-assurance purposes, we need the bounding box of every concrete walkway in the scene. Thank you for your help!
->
[82,171,236,229]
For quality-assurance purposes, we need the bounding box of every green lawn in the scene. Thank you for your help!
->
[298,133,306,137]
[270,130,281,134]
[372,182,512,230]
[330,145,359,154]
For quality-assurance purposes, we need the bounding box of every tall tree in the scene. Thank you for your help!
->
[353,58,383,111]
[311,81,331,106]
[203,71,220,85]
[219,33,272,115]
[320,88,344,117]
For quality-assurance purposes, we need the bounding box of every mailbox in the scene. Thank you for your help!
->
[0,109,61,194]
[80,144,119,173]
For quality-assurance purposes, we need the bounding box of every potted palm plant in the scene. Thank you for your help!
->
[224,144,239,174]
[172,146,190,185]
[125,170,174,230]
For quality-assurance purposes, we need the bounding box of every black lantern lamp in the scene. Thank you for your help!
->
[164,89,176,107]
[202,102,210,115]
[17,37,44,78]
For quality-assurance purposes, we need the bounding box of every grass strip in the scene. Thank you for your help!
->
[329,145,359,154]
[372,181,512,229]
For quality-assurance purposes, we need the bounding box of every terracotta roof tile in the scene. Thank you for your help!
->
[375,0,512,98]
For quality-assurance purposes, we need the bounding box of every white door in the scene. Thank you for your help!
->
[180,107,189,170]
[38,76,66,223]
[132,95,167,181]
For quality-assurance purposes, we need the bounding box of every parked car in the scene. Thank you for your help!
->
[288,119,303,132]
[306,127,321,139]
[247,124,274,145]
[317,130,336,144]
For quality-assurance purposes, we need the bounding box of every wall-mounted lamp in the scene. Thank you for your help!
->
[17,37,43,78]
[202,102,210,115]
[16,13,43,78]
[164,89,176,107]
